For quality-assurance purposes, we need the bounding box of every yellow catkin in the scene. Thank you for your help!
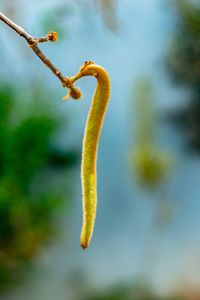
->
[72,61,111,249]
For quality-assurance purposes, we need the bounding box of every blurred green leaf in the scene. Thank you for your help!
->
[0,82,78,289]
[167,0,200,153]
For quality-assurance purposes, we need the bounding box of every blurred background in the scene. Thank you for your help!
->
[0,0,200,299]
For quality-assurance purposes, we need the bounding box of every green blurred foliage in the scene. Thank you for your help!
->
[133,148,172,189]
[168,0,200,153]
[0,83,78,289]
[168,0,200,87]
[131,78,173,189]
[83,281,183,300]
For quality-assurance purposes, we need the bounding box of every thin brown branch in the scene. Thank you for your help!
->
[0,11,74,90]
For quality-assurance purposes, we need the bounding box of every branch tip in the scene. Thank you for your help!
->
[48,31,58,42]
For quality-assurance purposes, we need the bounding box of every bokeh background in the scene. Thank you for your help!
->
[0,0,200,299]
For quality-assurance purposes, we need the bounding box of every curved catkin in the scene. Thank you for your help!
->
[78,62,111,249]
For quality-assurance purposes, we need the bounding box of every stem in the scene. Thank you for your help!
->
[0,11,72,89]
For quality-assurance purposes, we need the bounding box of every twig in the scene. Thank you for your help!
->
[0,11,75,90]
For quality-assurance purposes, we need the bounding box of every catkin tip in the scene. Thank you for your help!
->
[80,241,88,249]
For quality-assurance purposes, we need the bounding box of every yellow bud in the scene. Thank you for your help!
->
[47,32,58,42]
